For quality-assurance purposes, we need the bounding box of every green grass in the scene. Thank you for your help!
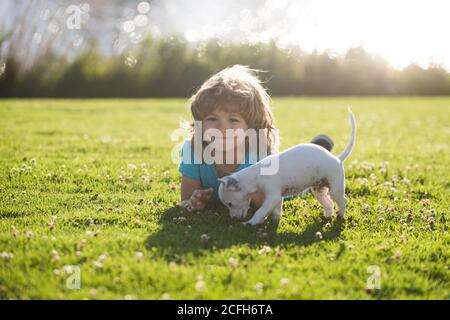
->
[0,97,449,299]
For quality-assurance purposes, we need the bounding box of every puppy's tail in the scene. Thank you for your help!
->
[338,107,356,163]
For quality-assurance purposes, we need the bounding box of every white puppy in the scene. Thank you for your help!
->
[218,108,356,226]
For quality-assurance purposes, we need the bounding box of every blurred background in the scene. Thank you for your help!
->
[1,0,450,97]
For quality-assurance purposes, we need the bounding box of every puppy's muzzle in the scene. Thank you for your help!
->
[230,208,249,220]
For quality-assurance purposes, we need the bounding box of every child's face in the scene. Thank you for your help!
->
[203,110,248,152]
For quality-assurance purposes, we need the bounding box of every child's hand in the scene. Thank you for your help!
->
[189,188,213,211]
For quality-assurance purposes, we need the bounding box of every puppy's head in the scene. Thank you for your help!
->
[218,176,251,220]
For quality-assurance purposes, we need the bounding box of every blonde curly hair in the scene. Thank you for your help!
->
[186,65,279,159]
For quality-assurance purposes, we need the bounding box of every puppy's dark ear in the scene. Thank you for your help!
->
[218,176,241,191]
[225,177,241,191]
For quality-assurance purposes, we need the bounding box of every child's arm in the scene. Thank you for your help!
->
[180,175,213,211]
[181,175,202,201]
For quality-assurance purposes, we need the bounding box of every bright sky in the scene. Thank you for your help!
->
[2,0,449,70]
[285,0,450,69]
[157,0,450,70]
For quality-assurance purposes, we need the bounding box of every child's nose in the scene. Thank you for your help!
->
[218,120,231,135]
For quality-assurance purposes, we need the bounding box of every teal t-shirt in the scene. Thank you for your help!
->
[178,140,263,200]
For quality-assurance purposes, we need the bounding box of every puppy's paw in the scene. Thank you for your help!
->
[243,219,261,226]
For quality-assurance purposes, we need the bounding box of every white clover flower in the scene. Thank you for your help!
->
[11,226,19,238]
[173,216,187,224]
[200,234,210,242]
[195,280,206,292]
[1,252,14,260]
[51,249,60,261]
[315,231,323,240]
[280,278,290,286]
[127,164,137,170]
[254,282,264,294]
[26,231,34,239]
[360,178,369,185]
[228,257,238,268]
[362,204,370,214]
[161,293,171,300]
[141,175,151,184]
[384,181,393,188]
[62,265,73,274]
[258,245,271,255]
[135,251,144,261]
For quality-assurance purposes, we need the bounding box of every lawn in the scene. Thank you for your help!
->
[0,97,448,299]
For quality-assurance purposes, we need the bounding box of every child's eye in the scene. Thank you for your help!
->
[205,116,217,121]
[230,118,240,123]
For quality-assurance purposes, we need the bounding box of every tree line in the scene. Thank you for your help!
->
[1,35,449,97]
